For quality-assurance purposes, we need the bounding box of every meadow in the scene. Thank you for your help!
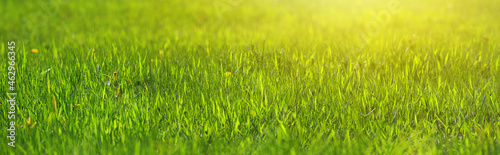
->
[1,0,500,154]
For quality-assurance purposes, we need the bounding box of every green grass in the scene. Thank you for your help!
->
[1,0,500,154]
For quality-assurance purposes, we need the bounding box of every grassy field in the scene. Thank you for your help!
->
[1,0,500,154]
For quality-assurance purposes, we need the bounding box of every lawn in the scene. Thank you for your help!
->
[1,0,500,154]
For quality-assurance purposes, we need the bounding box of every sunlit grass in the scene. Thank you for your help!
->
[1,0,499,154]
